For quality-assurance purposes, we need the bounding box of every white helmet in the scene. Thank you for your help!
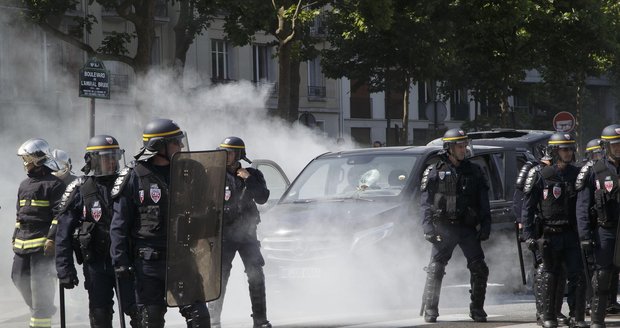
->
[17,138,60,171]
[52,149,72,178]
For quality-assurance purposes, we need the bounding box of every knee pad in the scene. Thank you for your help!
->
[594,269,613,295]
[427,262,446,279]
[468,260,489,278]
[142,305,166,328]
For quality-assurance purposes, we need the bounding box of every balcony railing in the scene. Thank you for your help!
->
[307,85,326,98]
[211,77,237,85]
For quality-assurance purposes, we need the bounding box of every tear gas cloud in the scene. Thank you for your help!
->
[0,8,526,327]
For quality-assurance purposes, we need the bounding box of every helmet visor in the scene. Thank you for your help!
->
[90,149,123,176]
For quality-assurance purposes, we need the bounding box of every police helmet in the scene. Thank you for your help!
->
[136,118,185,161]
[82,135,124,176]
[218,136,251,164]
[17,138,59,171]
[52,149,72,179]
[584,138,603,160]
[600,124,620,160]
[442,128,468,149]
[547,132,576,163]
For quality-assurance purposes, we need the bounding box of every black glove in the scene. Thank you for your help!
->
[526,238,538,252]
[114,266,134,279]
[59,274,79,289]
[477,230,490,241]
[424,232,442,244]
[581,240,595,254]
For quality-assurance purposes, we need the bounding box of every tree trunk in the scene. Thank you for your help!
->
[499,93,510,128]
[173,0,192,82]
[288,53,301,123]
[575,73,586,151]
[277,41,292,121]
[133,0,155,76]
[400,77,410,145]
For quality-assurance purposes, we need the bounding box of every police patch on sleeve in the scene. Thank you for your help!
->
[420,165,433,191]
[59,177,83,213]
[523,166,539,194]
[575,161,593,191]
[111,167,131,198]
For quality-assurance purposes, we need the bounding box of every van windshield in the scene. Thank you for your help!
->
[282,154,418,203]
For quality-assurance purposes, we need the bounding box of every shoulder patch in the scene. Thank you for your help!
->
[523,166,540,194]
[111,167,131,198]
[59,176,84,212]
[575,161,593,191]
[420,165,433,192]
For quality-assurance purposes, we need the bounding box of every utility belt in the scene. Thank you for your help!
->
[542,224,573,235]
[136,247,165,261]
[431,207,478,226]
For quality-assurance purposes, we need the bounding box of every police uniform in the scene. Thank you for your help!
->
[110,119,210,328]
[12,139,65,328]
[576,157,620,327]
[208,136,272,328]
[56,175,140,327]
[522,133,586,328]
[420,147,491,323]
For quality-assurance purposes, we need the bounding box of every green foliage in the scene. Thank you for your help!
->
[22,0,79,22]
[97,31,134,55]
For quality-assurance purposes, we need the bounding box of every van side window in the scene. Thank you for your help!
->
[470,156,502,201]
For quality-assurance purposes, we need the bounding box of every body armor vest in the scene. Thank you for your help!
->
[432,160,479,225]
[592,160,620,227]
[539,166,576,226]
[133,164,169,243]
[77,177,114,261]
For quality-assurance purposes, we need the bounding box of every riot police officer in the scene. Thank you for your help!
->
[52,149,77,185]
[576,125,620,328]
[110,118,211,328]
[208,136,272,328]
[522,132,587,328]
[585,139,604,162]
[55,135,140,327]
[12,138,65,328]
[419,128,491,323]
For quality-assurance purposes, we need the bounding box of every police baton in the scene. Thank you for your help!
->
[114,273,127,328]
[59,283,66,328]
[515,221,527,285]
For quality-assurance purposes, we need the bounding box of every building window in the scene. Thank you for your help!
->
[450,88,469,121]
[151,36,161,66]
[307,57,326,98]
[252,44,271,82]
[350,127,371,146]
[211,39,230,81]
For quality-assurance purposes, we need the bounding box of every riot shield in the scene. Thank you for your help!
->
[166,150,226,307]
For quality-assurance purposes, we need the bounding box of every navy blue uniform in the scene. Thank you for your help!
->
[12,167,65,328]
[522,163,585,325]
[208,167,270,326]
[110,162,209,328]
[55,175,139,327]
[576,158,620,325]
[419,155,491,322]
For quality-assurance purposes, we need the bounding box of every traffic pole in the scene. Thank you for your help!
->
[90,98,95,138]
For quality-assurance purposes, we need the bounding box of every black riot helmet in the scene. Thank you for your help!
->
[584,138,603,161]
[600,124,620,161]
[136,118,185,161]
[217,136,252,164]
[441,128,472,159]
[82,135,125,176]
[547,132,576,163]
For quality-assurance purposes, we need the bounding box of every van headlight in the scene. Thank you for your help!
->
[350,222,394,250]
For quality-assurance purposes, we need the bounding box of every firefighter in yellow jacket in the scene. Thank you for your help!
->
[12,138,65,328]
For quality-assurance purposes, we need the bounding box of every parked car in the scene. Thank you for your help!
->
[250,130,554,296]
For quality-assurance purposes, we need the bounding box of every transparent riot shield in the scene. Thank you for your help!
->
[166,150,226,307]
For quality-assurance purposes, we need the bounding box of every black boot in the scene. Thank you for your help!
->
[591,270,612,327]
[468,260,489,322]
[422,262,445,323]
[90,307,113,328]
[606,270,620,314]
[556,269,568,326]
[125,305,142,328]
[248,267,271,328]
[540,271,559,328]
[180,303,210,328]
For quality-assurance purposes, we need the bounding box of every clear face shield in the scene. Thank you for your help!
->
[604,140,620,161]
[89,149,125,176]
[448,139,473,161]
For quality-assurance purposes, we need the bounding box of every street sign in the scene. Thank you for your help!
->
[424,101,448,123]
[552,111,575,132]
[79,58,110,99]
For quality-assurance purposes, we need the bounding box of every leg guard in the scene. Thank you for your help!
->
[247,266,269,326]
[180,303,210,328]
[540,271,558,327]
[126,305,142,328]
[555,269,568,325]
[535,264,545,324]
[591,269,613,325]
[89,307,113,328]
[468,259,489,322]
[607,270,620,314]
[571,273,587,323]
[422,262,445,322]
[141,305,166,328]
